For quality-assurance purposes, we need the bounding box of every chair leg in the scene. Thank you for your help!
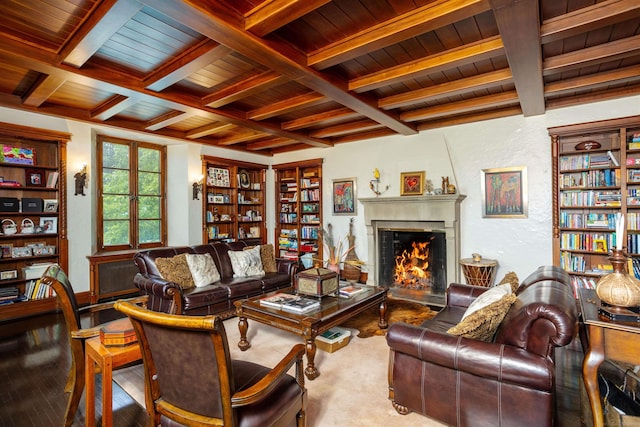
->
[297,409,306,427]
[63,360,85,427]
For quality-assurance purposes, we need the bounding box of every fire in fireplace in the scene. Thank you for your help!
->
[378,229,446,296]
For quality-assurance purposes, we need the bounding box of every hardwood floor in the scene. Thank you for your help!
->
[0,310,586,426]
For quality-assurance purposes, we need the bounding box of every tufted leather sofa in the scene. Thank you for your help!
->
[386,270,578,427]
[133,239,298,318]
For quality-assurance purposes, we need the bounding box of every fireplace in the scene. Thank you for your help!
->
[359,195,465,306]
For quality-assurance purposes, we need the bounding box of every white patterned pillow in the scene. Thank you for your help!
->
[185,253,221,287]
[229,246,264,278]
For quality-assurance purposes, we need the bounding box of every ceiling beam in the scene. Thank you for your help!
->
[145,111,195,131]
[218,131,268,146]
[489,0,545,116]
[248,93,326,120]
[62,0,144,67]
[379,68,513,110]
[186,122,235,139]
[91,94,141,120]
[281,107,360,130]
[309,119,382,138]
[416,106,522,131]
[308,0,491,70]
[540,0,640,44]
[244,0,331,37]
[22,75,67,107]
[204,71,288,108]
[246,137,295,150]
[545,64,640,97]
[141,0,416,135]
[350,36,504,93]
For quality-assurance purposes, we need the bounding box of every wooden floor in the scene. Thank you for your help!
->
[0,310,586,426]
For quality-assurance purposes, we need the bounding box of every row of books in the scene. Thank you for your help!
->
[300,226,319,239]
[560,169,620,188]
[559,152,616,170]
[300,178,319,189]
[560,190,621,207]
[25,279,55,300]
[300,188,320,201]
[560,232,616,252]
[559,212,616,229]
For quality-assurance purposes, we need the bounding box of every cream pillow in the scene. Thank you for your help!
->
[461,283,512,321]
[229,246,264,277]
[244,244,277,273]
[155,254,195,289]
[185,253,220,287]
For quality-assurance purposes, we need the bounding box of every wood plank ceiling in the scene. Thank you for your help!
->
[0,0,639,156]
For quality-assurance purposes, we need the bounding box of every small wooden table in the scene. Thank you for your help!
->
[579,288,640,427]
[235,286,388,380]
[85,332,141,427]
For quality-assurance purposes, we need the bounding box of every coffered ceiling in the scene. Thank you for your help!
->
[0,0,639,155]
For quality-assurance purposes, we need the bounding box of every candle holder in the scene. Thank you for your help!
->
[596,248,640,318]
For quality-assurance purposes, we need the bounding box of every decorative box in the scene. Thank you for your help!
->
[21,198,43,212]
[0,197,19,212]
[316,327,351,353]
[295,267,338,297]
[100,317,138,347]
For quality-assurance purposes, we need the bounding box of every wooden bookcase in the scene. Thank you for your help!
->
[201,156,267,243]
[550,115,640,297]
[0,122,69,322]
[273,159,323,267]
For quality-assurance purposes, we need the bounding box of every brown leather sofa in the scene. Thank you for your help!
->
[133,239,298,318]
[386,271,578,427]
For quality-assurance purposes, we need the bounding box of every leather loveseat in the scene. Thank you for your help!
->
[386,268,578,427]
[133,239,298,318]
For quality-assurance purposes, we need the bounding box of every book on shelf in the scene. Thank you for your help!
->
[281,296,320,313]
[46,171,59,188]
[339,284,365,297]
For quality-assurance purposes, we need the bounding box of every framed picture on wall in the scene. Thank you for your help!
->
[400,171,424,196]
[332,178,356,215]
[481,166,528,218]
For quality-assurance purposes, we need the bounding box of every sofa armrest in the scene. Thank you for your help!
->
[276,258,299,282]
[446,283,489,309]
[133,273,183,314]
[386,322,555,391]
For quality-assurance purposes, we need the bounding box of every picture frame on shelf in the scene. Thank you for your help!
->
[481,166,528,218]
[12,246,32,258]
[212,195,224,204]
[39,217,57,233]
[238,169,251,189]
[0,244,12,258]
[0,269,17,280]
[332,177,356,215]
[43,199,58,212]
[400,171,425,196]
[25,168,45,187]
[594,238,608,253]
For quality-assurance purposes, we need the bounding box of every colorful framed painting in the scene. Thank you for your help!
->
[332,178,356,215]
[400,171,424,196]
[481,166,528,218]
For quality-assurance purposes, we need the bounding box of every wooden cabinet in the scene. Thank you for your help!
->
[201,156,267,243]
[550,115,640,296]
[0,122,69,322]
[273,159,323,267]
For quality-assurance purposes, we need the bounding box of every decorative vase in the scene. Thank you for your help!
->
[596,248,640,308]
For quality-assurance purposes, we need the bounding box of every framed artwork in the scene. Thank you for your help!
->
[43,199,58,212]
[332,178,356,215]
[0,269,17,280]
[238,169,250,188]
[400,171,425,196]
[0,244,12,258]
[481,166,528,218]
[25,168,45,187]
[39,217,58,233]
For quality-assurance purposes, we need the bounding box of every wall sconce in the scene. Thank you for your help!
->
[74,164,87,196]
[192,177,203,200]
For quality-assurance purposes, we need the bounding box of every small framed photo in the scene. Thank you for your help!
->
[25,168,45,187]
[39,217,58,233]
[212,195,224,204]
[12,246,32,258]
[332,178,356,215]
[400,171,425,196]
[594,238,608,253]
[481,166,528,218]
[43,199,58,212]
[33,245,55,256]
[0,269,17,280]
[0,244,12,258]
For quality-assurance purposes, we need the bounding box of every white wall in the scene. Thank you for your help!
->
[1,93,640,291]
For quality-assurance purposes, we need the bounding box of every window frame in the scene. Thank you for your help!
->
[96,135,167,252]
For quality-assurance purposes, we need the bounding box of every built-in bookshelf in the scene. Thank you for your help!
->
[201,156,267,244]
[550,115,640,297]
[273,159,323,267]
[0,123,69,322]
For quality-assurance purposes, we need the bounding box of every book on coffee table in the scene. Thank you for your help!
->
[259,293,300,309]
[339,285,365,297]
[281,297,320,313]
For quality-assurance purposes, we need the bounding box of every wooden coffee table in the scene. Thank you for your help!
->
[234,286,388,380]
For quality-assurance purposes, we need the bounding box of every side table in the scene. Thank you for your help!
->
[459,255,498,287]
[579,288,640,427]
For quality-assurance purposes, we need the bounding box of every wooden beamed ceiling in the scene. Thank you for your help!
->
[0,0,638,156]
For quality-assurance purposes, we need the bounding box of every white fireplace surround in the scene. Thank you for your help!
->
[359,194,466,288]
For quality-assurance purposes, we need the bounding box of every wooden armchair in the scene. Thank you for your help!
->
[114,300,307,427]
[40,264,146,426]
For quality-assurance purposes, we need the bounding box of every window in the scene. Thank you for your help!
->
[97,135,166,251]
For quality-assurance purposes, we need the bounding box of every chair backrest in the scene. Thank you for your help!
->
[40,263,82,340]
[115,300,235,426]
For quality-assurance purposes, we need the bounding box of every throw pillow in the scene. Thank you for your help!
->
[155,254,195,289]
[260,244,277,273]
[447,293,517,341]
[185,253,220,288]
[229,245,264,277]
[497,271,520,293]
[461,283,513,321]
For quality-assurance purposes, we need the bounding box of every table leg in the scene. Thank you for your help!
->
[101,356,114,427]
[304,335,319,380]
[378,298,388,329]
[85,354,96,427]
[583,325,605,427]
[237,315,251,351]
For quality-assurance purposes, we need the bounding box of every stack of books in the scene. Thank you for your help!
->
[339,284,365,298]
[259,293,320,313]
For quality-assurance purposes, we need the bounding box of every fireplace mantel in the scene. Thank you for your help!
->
[359,194,465,304]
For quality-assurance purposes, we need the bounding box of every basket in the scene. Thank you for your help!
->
[20,218,35,234]
[2,219,17,235]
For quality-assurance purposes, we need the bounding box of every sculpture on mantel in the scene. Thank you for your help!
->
[369,168,389,196]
